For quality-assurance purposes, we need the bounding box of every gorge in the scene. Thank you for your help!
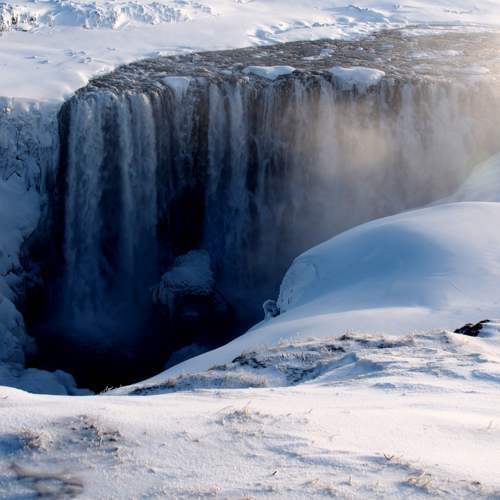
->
[5,29,500,391]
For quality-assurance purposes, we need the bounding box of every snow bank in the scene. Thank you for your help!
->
[277,202,500,316]
[329,66,385,90]
[243,65,296,80]
[151,153,500,383]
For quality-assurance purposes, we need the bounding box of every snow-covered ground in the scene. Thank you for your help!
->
[0,327,499,498]
[2,0,500,101]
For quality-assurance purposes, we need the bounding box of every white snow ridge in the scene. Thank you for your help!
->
[1,0,500,498]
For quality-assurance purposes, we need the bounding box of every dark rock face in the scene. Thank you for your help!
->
[22,30,500,390]
[454,320,491,337]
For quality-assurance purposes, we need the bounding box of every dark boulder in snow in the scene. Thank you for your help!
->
[454,320,491,337]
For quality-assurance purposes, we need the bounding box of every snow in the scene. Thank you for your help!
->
[243,65,296,80]
[1,0,500,495]
[2,0,500,101]
[330,66,386,90]
[0,327,499,497]
[0,174,39,364]
[448,152,500,203]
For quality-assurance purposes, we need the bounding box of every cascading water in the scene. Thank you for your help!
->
[62,93,159,342]
[23,30,500,390]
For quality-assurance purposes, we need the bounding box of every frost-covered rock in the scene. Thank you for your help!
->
[0,101,57,364]
[0,103,51,369]
[0,294,34,364]
[153,251,234,347]
[454,320,500,338]
[153,250,215,307]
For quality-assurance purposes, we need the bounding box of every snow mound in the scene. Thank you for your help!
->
[329,66,385,90]
[243,65,296,80]
[122,326,500,396]
[278,202,500,316]
[0,363,91,395]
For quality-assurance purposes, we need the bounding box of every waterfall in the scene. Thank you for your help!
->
[44,71,500,350]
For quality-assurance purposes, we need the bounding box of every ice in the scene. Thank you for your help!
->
[162,76,192,98]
